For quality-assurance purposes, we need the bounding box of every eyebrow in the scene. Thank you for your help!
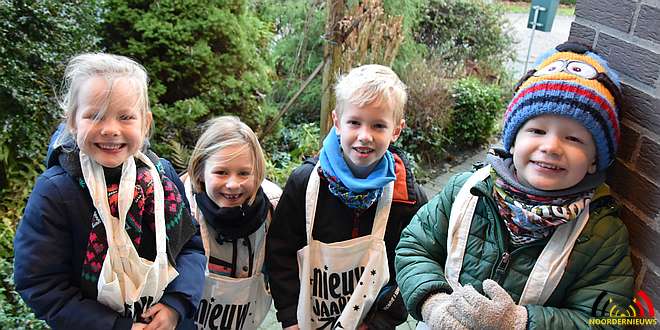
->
[209,165,253,171]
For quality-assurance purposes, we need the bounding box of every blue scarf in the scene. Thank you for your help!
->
[319,127,395,209]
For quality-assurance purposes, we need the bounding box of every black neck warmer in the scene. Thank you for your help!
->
[194,187,270,243]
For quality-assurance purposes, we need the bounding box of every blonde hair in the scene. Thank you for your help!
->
[334,64,407,123]
[55,53,151,149]
[188,116,266,204]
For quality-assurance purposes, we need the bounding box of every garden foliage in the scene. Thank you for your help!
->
[2,0,514,325]
[447,77,505,147]
[0,1,100,328]
[398,58,454,163]
[416,0,515,77]
[101,0,275,167]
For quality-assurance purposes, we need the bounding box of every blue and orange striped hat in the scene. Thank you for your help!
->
[503,42,623,172]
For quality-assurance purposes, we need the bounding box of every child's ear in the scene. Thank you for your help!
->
[390,119,405,143]
[332,110,340,129]
[588,160,597,174]
[144,111,153,135]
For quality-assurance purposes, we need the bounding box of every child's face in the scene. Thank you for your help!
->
[73,76,151,168]
[203,145,257,208]
[511,115,597,191]
[332,100,404,169]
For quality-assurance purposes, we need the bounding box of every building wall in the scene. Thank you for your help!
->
[569,0,660,313]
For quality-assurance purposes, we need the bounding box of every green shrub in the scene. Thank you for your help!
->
[1,2,100,327]
[264,123,320,187]
[101,0,275,168]
[415,0,515,78]
[398,58,454,163]
[447,77,505,147]
[0,0,99,187]
[0,258,47,329]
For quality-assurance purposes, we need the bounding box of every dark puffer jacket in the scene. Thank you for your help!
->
[14,146,206,330]
[395,170,634,329]
[266,148,428,327]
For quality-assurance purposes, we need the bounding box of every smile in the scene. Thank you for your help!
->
[220,192,243,201]
[532,160,564,171]
[95,143,126,151]
[353,146,374,155]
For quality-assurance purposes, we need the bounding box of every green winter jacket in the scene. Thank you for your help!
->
[395,170,634,329]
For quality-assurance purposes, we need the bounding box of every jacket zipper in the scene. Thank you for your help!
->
[492,251,510,283]
[484,192,545,284]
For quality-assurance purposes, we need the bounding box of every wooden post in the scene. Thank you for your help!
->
[319,0,344,143]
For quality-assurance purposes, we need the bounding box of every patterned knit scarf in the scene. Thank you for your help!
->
[80,161,195,296]
[490,167,594,246]
[318,167,382,210]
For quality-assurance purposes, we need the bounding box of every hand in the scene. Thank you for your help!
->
[283,325,300,330]
[448,279,527,330]
[131,323,148,330]
[420,292,468,330]
[142,303,180,330]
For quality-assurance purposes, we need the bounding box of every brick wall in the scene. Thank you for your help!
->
[569,0,660,315]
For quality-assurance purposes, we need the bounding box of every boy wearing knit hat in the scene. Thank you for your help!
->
[395,42,634,329]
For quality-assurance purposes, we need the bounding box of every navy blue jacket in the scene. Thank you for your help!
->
[14,142,205,329]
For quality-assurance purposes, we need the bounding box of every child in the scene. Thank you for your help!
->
[395,42,634,329]
[14,53,206,329]
[180,116,282,329]
[267,64,428,329]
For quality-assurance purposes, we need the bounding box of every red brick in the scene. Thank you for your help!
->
[617,123,640,163]
[608,161,660,219]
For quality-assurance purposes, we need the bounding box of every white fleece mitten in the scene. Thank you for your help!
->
[448,279,527,330]
[420,292,469,330]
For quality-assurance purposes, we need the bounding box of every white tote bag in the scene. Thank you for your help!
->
[81,151,178,319]
[296,165,393,330]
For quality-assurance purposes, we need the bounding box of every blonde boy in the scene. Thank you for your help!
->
[267,64,428,329]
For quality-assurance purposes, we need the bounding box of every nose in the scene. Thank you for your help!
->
[540,134,563,156]
[225,175,241,189]
[357,127,373,144]
[100,119,120,137]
